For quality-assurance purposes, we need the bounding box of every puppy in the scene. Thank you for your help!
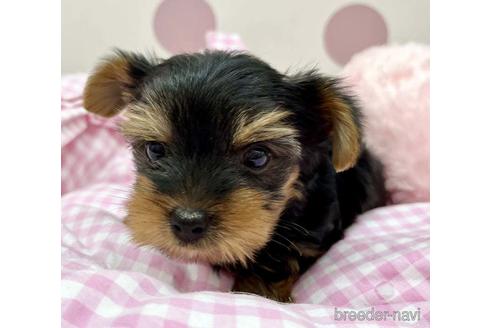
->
[83,50,386,302]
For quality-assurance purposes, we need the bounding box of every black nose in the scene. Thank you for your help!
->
[170,208,210,243]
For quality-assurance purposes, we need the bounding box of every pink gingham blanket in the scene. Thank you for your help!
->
[61,73,429,327]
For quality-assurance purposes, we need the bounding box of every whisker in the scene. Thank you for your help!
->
[284,221,310,236]
[274,233,301,255]
[268,238,290,250]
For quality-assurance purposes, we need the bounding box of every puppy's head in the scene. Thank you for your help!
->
[83,50,361,266]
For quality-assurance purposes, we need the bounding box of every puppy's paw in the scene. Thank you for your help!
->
[232,275,295,303]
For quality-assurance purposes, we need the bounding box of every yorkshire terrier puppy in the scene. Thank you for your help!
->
[83,50,386,302]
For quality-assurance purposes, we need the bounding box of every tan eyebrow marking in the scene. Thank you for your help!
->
[120,100,172,143]
[233,110,298,147]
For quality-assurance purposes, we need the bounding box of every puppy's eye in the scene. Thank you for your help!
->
[243,147,270,169]
[145,142,166,162]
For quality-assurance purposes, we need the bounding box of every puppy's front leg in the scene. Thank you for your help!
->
[232,273,297,303]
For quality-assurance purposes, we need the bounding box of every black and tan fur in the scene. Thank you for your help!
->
[83,50,386,302]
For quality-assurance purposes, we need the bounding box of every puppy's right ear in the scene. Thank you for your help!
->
[83,50,157,117]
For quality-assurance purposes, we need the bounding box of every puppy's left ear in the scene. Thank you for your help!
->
[290,73,362,172]
[83,50,157,117]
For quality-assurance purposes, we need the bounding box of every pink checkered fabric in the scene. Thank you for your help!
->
[61,75,133,195]
[205,31,246,51]
[61,75,429,327]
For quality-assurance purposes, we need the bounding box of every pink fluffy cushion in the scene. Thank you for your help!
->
[341,43,430,204]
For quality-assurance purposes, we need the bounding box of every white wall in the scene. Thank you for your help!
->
[62,0,429,74]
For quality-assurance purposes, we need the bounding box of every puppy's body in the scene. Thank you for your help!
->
[83,50,386,302]
[229,149,385,301]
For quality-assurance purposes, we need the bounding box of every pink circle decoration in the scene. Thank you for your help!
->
[324,4,388,65]
[153,0,216,54]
